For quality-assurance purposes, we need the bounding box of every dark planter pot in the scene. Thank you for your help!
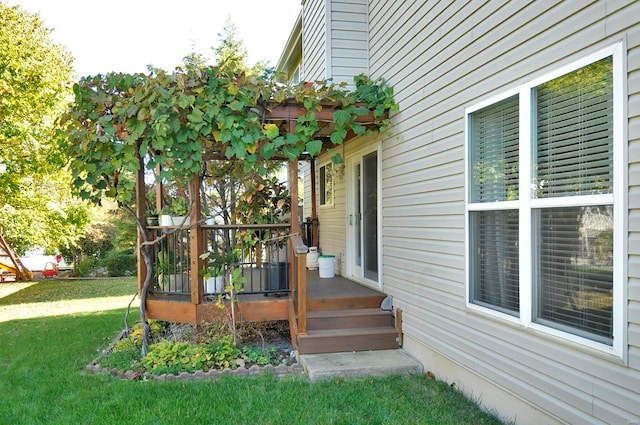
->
[264,262,289,296]
[146,215,159,226]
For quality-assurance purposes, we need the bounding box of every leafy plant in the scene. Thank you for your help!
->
[241,346,280,366]
[104,249,136,277]
[141,334,241,373]
[171,197,189,216]
[199,249,240,278]
[113,320,167,351]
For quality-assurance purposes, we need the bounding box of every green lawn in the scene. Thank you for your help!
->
[0,278,507,425]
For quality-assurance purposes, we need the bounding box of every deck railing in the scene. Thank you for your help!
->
[149,226,192,295]
[201,223,292,297]
[147,223,292,298]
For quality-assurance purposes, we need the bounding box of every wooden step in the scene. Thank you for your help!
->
[307,308,392,330]
[307,294,386,311]
[297,327,400,354]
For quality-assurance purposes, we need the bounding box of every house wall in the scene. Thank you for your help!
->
[364,1,640,424]
[329,0,369,85]
[302,0,327,81]
[302,0,369,84]
[315,136,377,277]
[299,161,312,222]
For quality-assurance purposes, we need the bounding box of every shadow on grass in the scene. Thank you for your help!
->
[0,277,138,306]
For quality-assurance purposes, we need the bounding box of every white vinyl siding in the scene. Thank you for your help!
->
[315,155,344,273]
[329,0,369,85]
[319,162,333,206]
[300,161,312,221]
[302,0,368,84]
[302,0,327,81]
[368,0,640,423]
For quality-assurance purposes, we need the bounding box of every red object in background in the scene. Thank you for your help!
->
[55,254,62,264]
[42,262,59,278]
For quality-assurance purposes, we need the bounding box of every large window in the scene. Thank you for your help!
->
[466,46,623,352]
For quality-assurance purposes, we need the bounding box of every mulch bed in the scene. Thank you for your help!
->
[86,323,306,381]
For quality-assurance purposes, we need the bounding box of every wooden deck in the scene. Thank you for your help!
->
[146,271,383,321]
[304,271,387,311]
[145,270,399,354]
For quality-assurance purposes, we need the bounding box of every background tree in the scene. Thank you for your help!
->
[202,19,284,238]
[213,18,271,77]
[0,2,91,255]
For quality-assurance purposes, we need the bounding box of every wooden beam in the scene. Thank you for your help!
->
[147,299,197,323]
[288,298,299,350]
[266,104,376,124]
[196,298,290,323]
[310,159,318,247]
[289,160,300,236]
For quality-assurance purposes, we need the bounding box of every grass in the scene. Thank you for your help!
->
[0,277,507,425]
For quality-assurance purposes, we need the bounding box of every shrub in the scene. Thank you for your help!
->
[105,249,136,277]
[241,346,280,366]
[74,257,95,277]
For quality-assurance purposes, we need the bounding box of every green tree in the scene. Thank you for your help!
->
[213,18,271,77]
[213,18,250,74]
[203,19,282,232]
[0,2,91,255]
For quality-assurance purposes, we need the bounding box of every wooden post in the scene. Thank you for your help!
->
[297,247,307,335]
[289,157,300,236]
[289,160,300,291]
[189,175,204,306]
[310,159,319,247]
[155,164,163,215]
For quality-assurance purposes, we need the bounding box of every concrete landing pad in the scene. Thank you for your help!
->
[299,349,423,382]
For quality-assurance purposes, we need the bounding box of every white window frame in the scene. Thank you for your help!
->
[464,43,626,359]
[319,161,334,207]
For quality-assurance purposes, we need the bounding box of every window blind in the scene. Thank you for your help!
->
[470,95,520,203]
[535,206,613,343]
[535,57,613,198]
[470,209,520,315]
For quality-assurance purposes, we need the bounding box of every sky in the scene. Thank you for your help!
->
[7,0,301,77]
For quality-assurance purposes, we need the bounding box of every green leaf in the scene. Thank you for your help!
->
[333,109,351,126]
[330,127,347,144]
[305,140,323,156]
[351,123,366,136]
[353,106,370,116]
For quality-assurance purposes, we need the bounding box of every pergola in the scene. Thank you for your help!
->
[135,99,385,337]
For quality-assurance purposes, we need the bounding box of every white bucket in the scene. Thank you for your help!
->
[205,275,224,294]
[318,255,335,278]
[306,247,319,270]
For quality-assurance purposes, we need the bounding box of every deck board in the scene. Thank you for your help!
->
[306,271,384,299]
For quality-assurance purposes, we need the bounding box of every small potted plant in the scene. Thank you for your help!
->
[200,250,240,294]
[171,197,190,226]
[146,208,159,226]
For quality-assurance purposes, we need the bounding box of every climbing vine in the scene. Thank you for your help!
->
[60,67,397,204]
